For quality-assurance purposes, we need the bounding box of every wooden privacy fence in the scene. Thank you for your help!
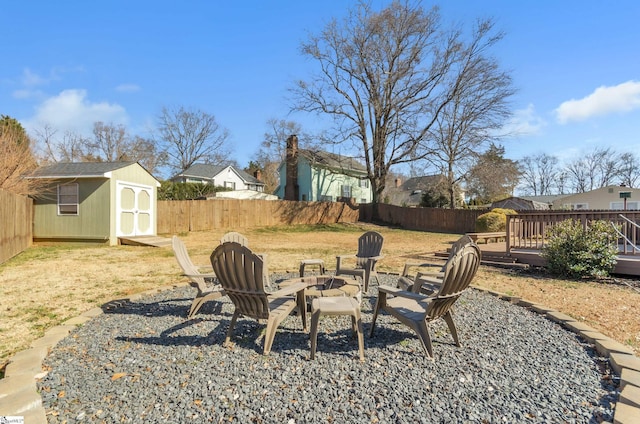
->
[0,189,33,264]
[157,199,360,233]
[362,203,486,234]
[507,210,640,254]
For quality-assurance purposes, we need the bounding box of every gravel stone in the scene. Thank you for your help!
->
[37,273,618,423]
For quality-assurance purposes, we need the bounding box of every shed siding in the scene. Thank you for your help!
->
[33,179,111,241]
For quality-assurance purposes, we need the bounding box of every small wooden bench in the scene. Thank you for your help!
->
[466,232,506,244]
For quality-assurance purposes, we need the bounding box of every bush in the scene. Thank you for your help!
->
[541,219,619,279]
[475,208,517,232]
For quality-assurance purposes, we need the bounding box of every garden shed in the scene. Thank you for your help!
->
[29,161,160,245]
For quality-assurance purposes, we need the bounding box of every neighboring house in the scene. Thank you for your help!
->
[491,195,565,210]
[171,163,265,192]
[552,185,640,210]
[28,161,160,245]
[383,175,456,207]
[215,190,278,200]
[275,135,373,203]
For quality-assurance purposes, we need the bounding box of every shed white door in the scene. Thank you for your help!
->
[116,182,154,237]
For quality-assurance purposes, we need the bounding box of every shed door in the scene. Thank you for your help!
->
[116,182,154,237]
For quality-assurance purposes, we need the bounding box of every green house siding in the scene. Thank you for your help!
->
[277,155,372,203]
[33,178,111,241]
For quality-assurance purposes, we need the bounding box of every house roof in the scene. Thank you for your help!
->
[29,161,141,178]
[299,149,367,175]
[175,163,264,185]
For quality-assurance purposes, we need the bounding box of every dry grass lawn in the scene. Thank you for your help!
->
[1,222,639,373]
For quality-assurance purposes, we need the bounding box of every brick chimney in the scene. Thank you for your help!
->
[395,178,402,188]
[253,169,262,181]
[284,135,299,200]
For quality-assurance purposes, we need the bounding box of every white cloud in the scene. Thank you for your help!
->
[555,80,640,124]
[25,89,128,136]
[501,104,546,137]
[115,83,141,93]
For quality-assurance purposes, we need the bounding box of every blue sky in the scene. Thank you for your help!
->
[2,1,640,178]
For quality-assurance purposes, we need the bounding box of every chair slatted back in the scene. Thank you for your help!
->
[211,242,270,320]
[426,242,481,321]
[355,231,384,267]
[221,232,249,246]
[172,235,205,288]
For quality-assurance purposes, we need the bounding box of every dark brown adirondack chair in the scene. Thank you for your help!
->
[210,242,307,355]
[370,241,481,359]
[172,236,225,318]
[335,231,384,292]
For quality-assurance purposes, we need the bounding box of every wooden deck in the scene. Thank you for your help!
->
[474,241,640,277]
[118,236,172,248]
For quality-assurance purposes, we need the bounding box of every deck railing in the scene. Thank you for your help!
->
[506,210,640,255]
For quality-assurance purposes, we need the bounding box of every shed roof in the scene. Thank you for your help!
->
[29,161,141,179]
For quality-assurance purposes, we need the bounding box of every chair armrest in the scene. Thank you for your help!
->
[401,261,442,277]
[184,272,217,279]
[269,281,307,298]
[377,285,429,301]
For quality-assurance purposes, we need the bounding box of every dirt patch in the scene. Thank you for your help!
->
[1,222,639,370]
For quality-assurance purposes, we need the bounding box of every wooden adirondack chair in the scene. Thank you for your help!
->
[172,236,225,318]
[335,231,384,292]
[370,241,481,359]
[210,242,307,355]
[220,231,271,290]
[398,234,477,295]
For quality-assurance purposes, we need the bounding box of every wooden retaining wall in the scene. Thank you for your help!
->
[0,189,33,264]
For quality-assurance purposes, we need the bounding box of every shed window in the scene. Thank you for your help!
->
[58,183,79,215]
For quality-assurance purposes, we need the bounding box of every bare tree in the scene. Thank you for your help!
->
[618,152,640,187]
[0,115,48,196]
[519,153,559,196]
[34,124,89,163]
[564,147,619,193]
[156,106,231,174]
[89,121,128,161]
[423,20,515,207]
[292,1,513,207]
[252,119,315,193]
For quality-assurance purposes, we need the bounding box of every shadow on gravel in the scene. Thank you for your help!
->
[102,296,227,318]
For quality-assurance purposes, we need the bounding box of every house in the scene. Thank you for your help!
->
[552,185,640,210]
[28,161,160,245]
[171,163,265,192]
[275,135,373,203]
[491,195,565,210]
[383,175,455,207]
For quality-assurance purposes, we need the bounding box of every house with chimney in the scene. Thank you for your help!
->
[275,135,373,203]
[171,164,265,192]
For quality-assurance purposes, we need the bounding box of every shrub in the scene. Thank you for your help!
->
[475,208,517,232]
[541,219,619,279]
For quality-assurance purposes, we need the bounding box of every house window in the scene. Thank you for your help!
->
[359,179,369,188]
[58,183,79,215]
[320,195,333,202]
[224,181,236,190]
[611,201,639,210]
[360,198,367,204]
[341,185,352,198]
[573,203,588,210]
